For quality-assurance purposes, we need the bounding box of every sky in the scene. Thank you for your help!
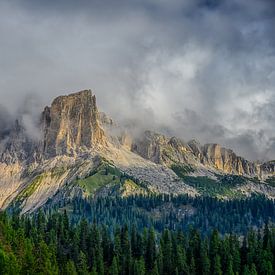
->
[0,0,275,161]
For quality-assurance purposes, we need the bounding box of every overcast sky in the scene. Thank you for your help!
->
[0,0,275,161]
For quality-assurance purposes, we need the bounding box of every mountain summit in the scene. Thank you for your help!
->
[0,90,275,213]
[43,90,106,157]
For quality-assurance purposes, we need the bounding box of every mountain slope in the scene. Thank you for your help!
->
[0,89,275,213]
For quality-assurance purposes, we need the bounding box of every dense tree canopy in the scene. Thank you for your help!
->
[39,194,275,236]
[0,206,275,274]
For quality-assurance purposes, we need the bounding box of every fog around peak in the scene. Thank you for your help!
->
[0,0,275,161]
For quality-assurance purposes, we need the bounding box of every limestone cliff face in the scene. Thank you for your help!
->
[132,133,269,177]
[0,120,41,164]
[261,161,275,177]
[0,162,23,208]
[131,131,167,164]
[131,131,196,166]
[1,89,275,213]
[200,144,261,176]
[0,90,108,211]
[0,90,107,163]
[43,90,106,157]
[186,142,274,177]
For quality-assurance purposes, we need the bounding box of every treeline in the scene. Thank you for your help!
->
[0,211,275,274]
[45,194,275,235]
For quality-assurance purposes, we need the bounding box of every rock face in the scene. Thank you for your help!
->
[0,90,107,162]
[261,161,275,177]
[199,144,261,176]
[132,132,274,178]
[1,89,275,212]
[0,119,41,164]
[131,131,193,165]
[131,131,167,164]
[0,90,109,211]
[0,162,23,208]
[43,90,106,157]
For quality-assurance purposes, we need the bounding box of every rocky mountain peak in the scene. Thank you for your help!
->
[1,89,275,212]
[43,90,106,157]
[0,118,41,164]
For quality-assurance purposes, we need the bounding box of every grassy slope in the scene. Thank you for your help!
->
[17,174,45,201]
[77,169,120,194]
[171,164,246,198]
[74,163,147,196]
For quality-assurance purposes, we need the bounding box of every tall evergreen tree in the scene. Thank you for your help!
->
[145,227,157,271]
[110,256,119,275]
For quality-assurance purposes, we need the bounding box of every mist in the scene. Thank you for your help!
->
[0,0,275,161]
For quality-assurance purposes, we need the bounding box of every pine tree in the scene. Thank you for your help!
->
[189,257,196,275]
[175,243,188,275]
[247,230,257,266]
[161,229,172,275]
[188,227,201,269]
[79,219,89,253]
[65,260,77,275]
[250,263,258,275]
[114,227,121,259]
[210,230,220,274]
[34,240,58,275]
[110,256,119,275]
[120,225,131,275]
[151,261,159,275]
[102,225,113,266]
[157,245,164,275]
[213,255,222,275]
[133,258,145,275]
[225,255,234,275]
[4,252,20,275]
[243,265,250,275]
[229,235,241,274]
[78,251,89,275]
[91,266,98,275]
[0,249,8,274]
[200,240,210,275]
[89,223,104,275]
[263,221,271,250]
[145,227,157,271]
[37,210,46,234]
[21,239,35,274]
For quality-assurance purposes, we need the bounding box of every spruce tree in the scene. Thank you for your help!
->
[110,256,119,275]
[200,240,210,275]
[133,258,145,275]
[213,255,222,275]
[78,251,89,275]
[145,227,157,271]
[65,260,77,275]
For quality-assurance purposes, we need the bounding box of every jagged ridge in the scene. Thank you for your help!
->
[0,89,275,212]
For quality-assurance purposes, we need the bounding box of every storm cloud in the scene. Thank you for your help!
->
[0,0,275,160]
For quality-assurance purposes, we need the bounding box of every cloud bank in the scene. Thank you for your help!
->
[0,0,275,160]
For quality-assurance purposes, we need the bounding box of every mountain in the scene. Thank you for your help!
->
[0,89,275,213]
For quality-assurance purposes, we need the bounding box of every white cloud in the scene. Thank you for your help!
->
[0,0,275,160]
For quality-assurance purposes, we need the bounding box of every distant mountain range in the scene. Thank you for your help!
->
[1,90,275,213]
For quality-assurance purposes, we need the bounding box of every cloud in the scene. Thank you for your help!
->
[17,94,43,140]
[0,0,275,160]
[0,105,13,140]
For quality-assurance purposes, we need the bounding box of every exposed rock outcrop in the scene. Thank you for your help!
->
[200,144,261,176]
[1,89,275,212]
[43,90,106,157]
[132,132,274,179]
[0,119,42,164]
[131,131,167,164]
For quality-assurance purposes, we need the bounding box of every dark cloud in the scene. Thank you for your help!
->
[0,106,13,140]
[0,0,275,160]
